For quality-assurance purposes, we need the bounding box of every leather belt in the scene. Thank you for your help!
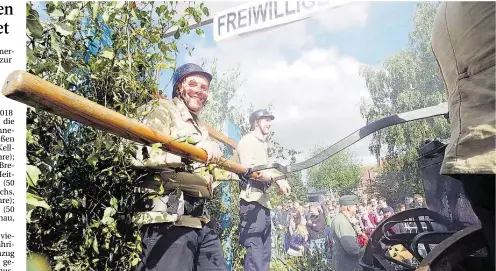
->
[135,191,206,217]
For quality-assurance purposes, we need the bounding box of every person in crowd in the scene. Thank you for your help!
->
[280,203,291,228]
[404,197,414,209]
[395,204,409,233]
[355,205,366,230]
[277,204,291,248]
[355,205,366,229]
[289,207,300,235]
[270,208,278,254]
[317,204,324,214]
[332,201,339,211]
[283,203,294,253]
[369,197,378,210]
[361,205,376,237]
[369,198,383,221]
[330,195,363,271]
[382,206,402,234]
[322,201,335,259]
[323,200,335,226]
[334,203,341,217]
[367,204,380,227]
[274,205,282,226]
[293,201,302,213]
[382,206,394,220]
[378,199,392,219]
[304,203,311,220]
[412,194,426,208]
[307,205,327,254]
[396,203,406,213]
[297,205,308,225]
[287,213,309,257]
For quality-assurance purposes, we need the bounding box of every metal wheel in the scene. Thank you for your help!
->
[416,224,489,271]
[360,208,455,271]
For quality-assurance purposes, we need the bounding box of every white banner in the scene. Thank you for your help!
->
[213,0,351,42]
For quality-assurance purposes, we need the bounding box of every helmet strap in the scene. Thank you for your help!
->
[253,119,265,135]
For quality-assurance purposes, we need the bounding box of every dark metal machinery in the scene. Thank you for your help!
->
[359,139,490,271]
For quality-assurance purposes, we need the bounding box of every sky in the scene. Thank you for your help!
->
[158,1,418,167]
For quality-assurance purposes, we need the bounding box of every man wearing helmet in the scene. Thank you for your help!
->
[232,109,291,271]
[130,63,237,271]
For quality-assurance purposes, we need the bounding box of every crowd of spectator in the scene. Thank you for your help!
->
[270,194,427,263]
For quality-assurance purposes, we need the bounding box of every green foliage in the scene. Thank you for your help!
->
[359,2,450,205]
[269,171,308,207]
[307,147,362,196]
[289,172,308,203]
[25,1,209,270]
[199,59,246,133]
[291,252,334,271]
[269,231,333,271]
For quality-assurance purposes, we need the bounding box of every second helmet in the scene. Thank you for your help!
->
[249,109,274,130]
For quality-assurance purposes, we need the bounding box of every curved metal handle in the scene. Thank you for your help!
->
[250,163,287,173]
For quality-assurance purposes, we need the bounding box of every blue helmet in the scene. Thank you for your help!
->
[172,63,212,98]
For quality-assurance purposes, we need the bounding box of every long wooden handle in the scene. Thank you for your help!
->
[207,126,237,149]
[2,70,269,182]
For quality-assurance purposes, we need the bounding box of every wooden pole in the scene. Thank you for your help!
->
[2,70,271,182]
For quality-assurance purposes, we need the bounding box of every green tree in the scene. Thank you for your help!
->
[307,147,362,197]
[199,59,244,132]
[25,2,209,270]
[268,171,307,206]
[287,171,308,203]
[359,2,450,204]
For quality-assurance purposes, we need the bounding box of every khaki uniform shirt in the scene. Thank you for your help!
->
[232,132,281,210]
[130,97,238,228]
[431,2,496,174]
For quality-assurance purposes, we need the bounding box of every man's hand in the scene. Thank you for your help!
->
[275,179,291,196]
[197,141,222,163]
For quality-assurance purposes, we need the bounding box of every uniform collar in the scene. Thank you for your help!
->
[172,97,195,122]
